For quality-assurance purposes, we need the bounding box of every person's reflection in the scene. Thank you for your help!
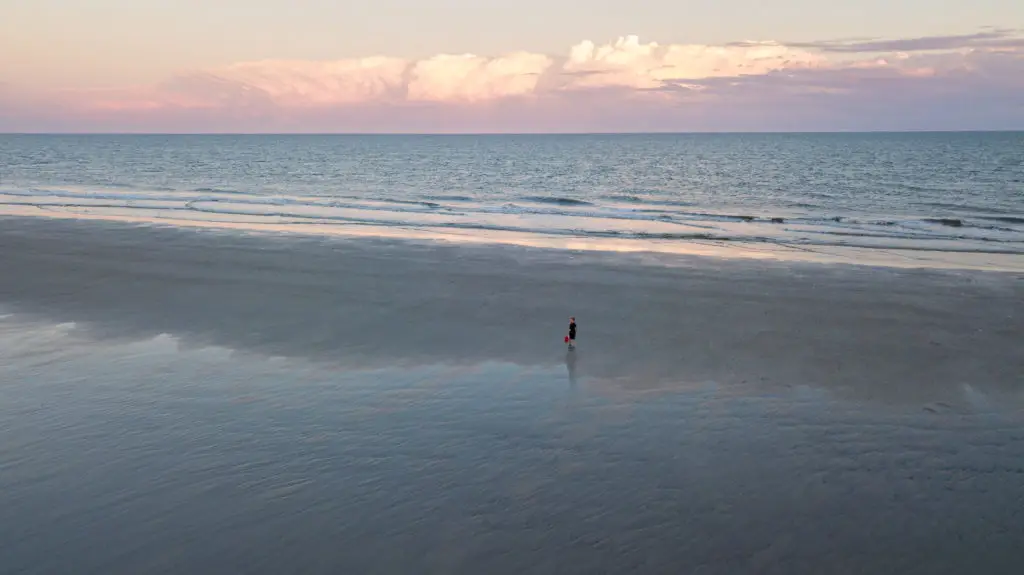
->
[565,348,578,387]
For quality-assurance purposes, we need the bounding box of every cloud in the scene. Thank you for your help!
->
[407,51,552,102]
[755,28,1024,53]
[5,29,1024,132]
[53,35,825,111]
[560,36,824,90]
[644,49,1024,131]
[214,57,409,106]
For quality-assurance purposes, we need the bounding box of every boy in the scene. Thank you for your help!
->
[567,317,577,349]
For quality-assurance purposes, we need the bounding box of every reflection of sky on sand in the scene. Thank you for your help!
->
[5,312,1020,422]
[565,348,578,388]
[4,310,1024,574]
[1,216,1021,415]
[12,313,1021,423]
[2,204,1022,272]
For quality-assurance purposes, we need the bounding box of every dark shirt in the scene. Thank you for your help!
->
[569,322,577,338]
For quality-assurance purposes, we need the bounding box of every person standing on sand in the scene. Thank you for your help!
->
[567,317,577,349]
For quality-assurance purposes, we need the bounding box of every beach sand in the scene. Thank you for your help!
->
[2,216,1020,400]
[2,216,1023,574]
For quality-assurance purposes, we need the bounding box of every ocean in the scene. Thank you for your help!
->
[2,133,1023,574]
[1,132,1022,267]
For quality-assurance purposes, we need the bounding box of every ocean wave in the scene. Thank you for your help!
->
[193,187,247,195]
[601,194,645,203]
[979,216,1024,225]
[3,186,1023,257]
[917,218,1024,234]
[633,199,696,208]
[799,229,1022,244]
[423,194,473,202]
[814,216,1024,237]
[897,183,948,193]
[924,218,964,228]
[914,201,1017,215]
[827,217,896,226]
[378,198,442,208]
[4,190,1019,238]
[520,196,594,206]
[7,202,1022,255]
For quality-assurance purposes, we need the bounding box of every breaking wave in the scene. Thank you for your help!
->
[1,186,1022,256]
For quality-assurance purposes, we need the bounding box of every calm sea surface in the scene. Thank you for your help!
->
[1,133,1022,256]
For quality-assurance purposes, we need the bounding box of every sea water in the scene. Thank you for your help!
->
[1,132,1022,257]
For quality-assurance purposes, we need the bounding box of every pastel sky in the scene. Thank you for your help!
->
[2,0,1024,132]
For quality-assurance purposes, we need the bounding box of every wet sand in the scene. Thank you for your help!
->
[1,216,1023,574]
[2,216,1020,402]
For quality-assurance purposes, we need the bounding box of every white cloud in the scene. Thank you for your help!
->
[560,35,825,90]
[407,51,552,102]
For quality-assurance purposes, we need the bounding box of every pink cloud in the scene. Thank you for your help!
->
[408,52,552,102]
[4,31,1024,132]
[214,57,409,106]
[560,36,824,91]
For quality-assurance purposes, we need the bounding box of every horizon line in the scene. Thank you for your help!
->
[3,129,1024,137]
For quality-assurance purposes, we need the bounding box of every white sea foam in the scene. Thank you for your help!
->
[1,186,1022,261]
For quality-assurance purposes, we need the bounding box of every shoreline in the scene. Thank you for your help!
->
[2,208,1023,273]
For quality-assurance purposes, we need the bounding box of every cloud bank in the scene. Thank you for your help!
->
[3,30,1024,132]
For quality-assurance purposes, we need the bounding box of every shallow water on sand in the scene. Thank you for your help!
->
[2,311,1023,574]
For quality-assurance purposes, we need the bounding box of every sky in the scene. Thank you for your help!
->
[2,0,1024,132]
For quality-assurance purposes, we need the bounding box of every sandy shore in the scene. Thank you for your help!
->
[3,215,1024,574]
[2,215,1021,405]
